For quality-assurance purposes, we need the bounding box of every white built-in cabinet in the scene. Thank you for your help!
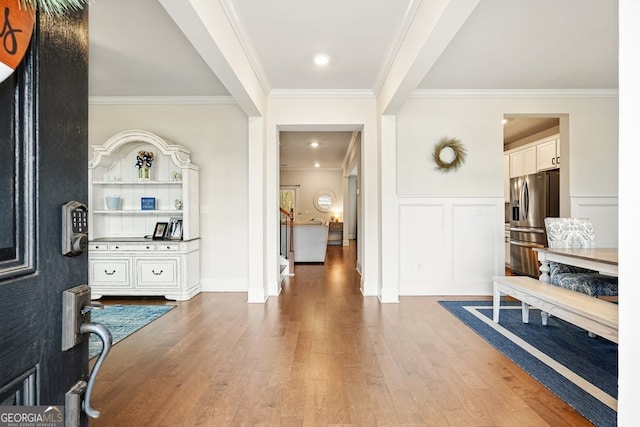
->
[504,134,560,200]
[509,145,537,178]
[536,136,560,171]
[88,130,200,301]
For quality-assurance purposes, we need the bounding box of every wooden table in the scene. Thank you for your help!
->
[534,247,618,283]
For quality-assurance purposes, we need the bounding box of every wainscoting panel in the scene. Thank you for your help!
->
[571,197,618,247]
[398,202,450,282]
[398,197,504,296]
[452,203,501,281]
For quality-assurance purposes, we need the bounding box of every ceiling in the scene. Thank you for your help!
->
[279,131,356,170]
[87,0,618,165]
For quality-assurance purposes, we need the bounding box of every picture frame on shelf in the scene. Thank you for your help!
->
[153,222,169,240]
[168,218,183,240]
[141,197,156,210]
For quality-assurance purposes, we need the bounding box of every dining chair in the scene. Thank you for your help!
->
[543,217,618,336]
[544,217,618,298]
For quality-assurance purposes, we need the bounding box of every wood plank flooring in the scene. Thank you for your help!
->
[90,243,592,426]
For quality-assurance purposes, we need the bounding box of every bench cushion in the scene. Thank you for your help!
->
[550,261,618,297]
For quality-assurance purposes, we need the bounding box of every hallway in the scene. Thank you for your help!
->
[91,243,590,426]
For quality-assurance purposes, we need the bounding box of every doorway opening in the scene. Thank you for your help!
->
[503,114,564,275]
[278,128,361,280]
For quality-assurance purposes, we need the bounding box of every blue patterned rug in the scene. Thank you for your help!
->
[89,304,175,359]
[439,300,617,427]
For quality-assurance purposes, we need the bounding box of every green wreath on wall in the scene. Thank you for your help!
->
[432,137,467,173]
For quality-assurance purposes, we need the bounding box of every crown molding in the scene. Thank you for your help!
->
[410,89,619,99]
[269,89,376,99]
[89,96,237,105]
[219,0,272,94]
[372,0,422,94]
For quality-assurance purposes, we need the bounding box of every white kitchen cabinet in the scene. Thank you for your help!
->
[88,130,200,300]
[537,136,560,171]
[509,146,536,178]
[506,134,560,178]
[505,228,510,267]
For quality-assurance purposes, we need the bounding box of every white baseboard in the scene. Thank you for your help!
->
[200,278,248,292]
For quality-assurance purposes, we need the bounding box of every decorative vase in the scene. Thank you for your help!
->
[105,196,121,210]
[138,167,150,180]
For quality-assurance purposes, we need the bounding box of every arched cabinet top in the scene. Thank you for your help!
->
[89,130,198,170]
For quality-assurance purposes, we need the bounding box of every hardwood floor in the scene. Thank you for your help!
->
[90,243,591,426]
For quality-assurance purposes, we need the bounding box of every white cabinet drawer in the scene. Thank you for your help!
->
[157,243,180,251]
[109,243,156,251]
[91,259,131,287]
[137,259,177,288]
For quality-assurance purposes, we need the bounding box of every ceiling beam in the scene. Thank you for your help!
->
[377,0,480,115]
[159,0,267,117]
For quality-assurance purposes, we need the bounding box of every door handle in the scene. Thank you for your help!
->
[79,322,112,418]
[61,285,113,421]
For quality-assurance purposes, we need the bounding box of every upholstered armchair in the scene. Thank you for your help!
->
[544,218,618,297]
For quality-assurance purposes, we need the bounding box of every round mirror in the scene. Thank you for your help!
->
[313,190,335,213]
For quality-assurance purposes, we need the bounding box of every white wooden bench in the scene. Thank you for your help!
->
[492,275,618,344]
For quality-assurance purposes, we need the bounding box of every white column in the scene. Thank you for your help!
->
[380,115,399,303]
[247,117,267,302]
[618,0,640,422]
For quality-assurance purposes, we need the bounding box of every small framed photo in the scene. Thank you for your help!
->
[141,197,156,210]
[153,222,169,240]
[168,218,183,240]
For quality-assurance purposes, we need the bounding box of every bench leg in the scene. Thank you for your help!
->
[541,311,549,326]
[522,303,530,323]
[493,284,501,323]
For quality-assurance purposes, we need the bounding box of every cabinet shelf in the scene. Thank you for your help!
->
[93,180,182,185]
[93,210,184,215]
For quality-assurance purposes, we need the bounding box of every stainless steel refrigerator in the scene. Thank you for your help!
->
[509,169,560,277]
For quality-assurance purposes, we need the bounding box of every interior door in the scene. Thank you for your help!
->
[0,7,89,421]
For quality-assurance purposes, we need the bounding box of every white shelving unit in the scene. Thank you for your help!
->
[88,130,200,300]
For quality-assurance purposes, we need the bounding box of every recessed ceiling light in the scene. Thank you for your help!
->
[310,142,319,148]
[313,54,330,66]
[314,162,320,168]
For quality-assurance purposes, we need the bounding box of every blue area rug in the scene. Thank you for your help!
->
[439,300,617,427]
[89,304,175,359]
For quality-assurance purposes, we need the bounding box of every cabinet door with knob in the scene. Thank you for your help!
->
[537,137,560,171]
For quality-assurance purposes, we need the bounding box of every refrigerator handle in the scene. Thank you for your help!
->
[522,180,529,221]
[510,227,545,233]
[510,240,545,248]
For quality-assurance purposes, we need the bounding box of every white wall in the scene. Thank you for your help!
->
[618,1,640,422]
[89,102,249,291]
[280,169,343,222]
[394,93,618,295]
